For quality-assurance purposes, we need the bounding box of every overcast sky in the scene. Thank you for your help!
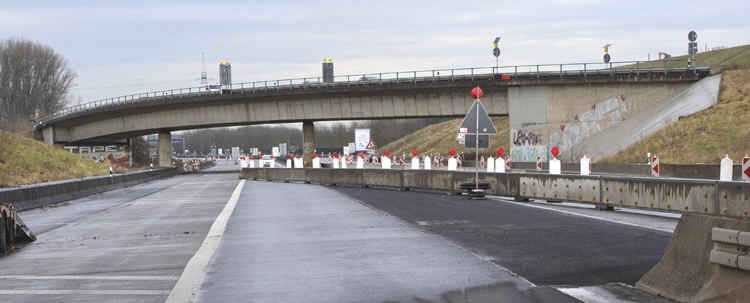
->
[2,0,749,105]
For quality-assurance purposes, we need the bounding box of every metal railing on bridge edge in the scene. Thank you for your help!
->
[36,59,705,126]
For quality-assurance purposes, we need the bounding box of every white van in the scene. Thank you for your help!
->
[204,84,221,92]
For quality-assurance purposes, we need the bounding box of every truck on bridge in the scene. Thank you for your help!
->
[1,203,36,253]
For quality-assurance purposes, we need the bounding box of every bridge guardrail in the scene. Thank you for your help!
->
[37,60,707,126]
[241,168,750,219]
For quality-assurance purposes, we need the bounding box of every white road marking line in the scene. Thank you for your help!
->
[166,179,246,303]
[0,290,171,295]
[557,287,613,303]
[132,201,228,204]
[0,275,179,280]
[492,197,675,233]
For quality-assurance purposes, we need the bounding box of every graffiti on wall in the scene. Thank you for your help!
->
[511,129,547,162]
[547,95,627,158]
[63,145,132,167]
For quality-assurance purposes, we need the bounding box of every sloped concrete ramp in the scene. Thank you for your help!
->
[562,74,721,162]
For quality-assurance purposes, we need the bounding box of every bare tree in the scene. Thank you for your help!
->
[0,37,76,132]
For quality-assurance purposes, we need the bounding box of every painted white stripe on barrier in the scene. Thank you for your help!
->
[165,179,246,302]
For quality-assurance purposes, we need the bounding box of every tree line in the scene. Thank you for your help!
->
[0,37,76,133]
[181,118,448,154]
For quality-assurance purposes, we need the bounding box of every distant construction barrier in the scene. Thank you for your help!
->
[241,168,750,219]
[0,168,179,211]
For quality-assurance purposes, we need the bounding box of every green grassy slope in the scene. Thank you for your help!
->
[0,130,112,187]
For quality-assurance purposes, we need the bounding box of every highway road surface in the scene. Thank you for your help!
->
[0,160,677,302]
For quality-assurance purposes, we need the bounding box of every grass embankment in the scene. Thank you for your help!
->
[601,68,750,164]
[380,117,510,159]
[0,130,114,187]
[624,44,750,68]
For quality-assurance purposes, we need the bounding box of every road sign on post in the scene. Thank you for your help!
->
[458,100,497,135]
[460,87,497,198]
[464,134,490,149]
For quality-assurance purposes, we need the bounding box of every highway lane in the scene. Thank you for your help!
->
[0,171,241,303]
[329,186,677,289]
[192,180,580,303]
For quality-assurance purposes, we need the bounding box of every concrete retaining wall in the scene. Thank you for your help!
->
[0,168,179,211]
[241,168,750,219]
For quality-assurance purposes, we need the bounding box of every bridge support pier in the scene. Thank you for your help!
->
[303,121,315,168]
[158,132,172,168]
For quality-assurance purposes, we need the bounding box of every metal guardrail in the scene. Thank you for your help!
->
[241,167,750,219]
[36,60,706,126]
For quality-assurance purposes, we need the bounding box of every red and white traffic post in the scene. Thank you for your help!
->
[651,156,660,177]
[742,155,749,182]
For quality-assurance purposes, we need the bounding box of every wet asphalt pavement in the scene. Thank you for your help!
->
[193,181,579,303]
[329,186,674,287]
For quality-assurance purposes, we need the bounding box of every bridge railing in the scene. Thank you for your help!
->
[37,60,702,125]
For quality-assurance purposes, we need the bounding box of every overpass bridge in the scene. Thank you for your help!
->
[35,61,710,167]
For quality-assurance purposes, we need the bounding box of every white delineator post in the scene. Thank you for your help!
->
[651,156,660,177]
[580,155,591,176]
[487,156,495,172]
[312,154,321,168]
[495,148,505,173]
[286,157,292,168]
[549,147,561,175]
[424,155,431,170]
[382,152,392,169]
[720,155,733,181]
[447,149,457,171]
[356,155,364,169]
[411,150,420,170]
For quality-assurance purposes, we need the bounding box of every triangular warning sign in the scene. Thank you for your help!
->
[365,140,377,149]
[458,99,496,135]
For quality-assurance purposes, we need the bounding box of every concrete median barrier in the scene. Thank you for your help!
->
[0,168,179,211]
[636,214,750,302]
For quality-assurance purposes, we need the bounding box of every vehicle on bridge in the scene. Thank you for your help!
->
[1,203,36,253]
[204,84,221,92]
